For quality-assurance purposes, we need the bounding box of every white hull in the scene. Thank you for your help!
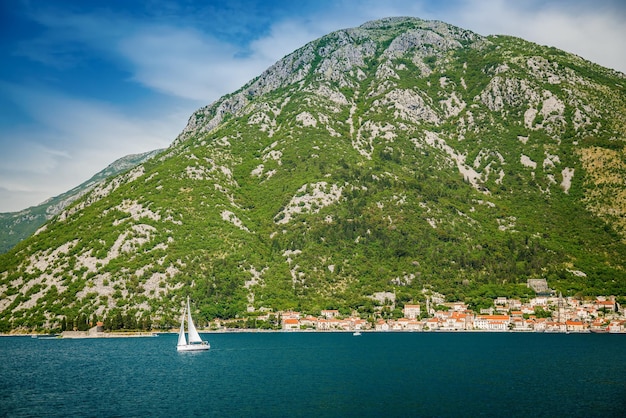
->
[177,342,210,352]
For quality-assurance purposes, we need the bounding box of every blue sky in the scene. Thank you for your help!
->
[1,0,625,212]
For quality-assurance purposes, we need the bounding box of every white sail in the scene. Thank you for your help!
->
[177,305,187,346]
[186,297,203,344]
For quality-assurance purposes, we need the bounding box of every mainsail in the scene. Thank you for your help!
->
[186,297,203,343]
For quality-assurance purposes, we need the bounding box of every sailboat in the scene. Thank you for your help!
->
[177,296,210,352]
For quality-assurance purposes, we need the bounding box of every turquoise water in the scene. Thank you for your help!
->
[1,332,625,417]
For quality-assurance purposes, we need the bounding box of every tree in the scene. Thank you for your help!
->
[534,306,552,318]
[77,314,89,331]
[111,312,123,330]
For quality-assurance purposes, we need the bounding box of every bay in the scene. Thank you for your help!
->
[1,332,625,417]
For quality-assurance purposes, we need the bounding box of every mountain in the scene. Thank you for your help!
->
[0,149,164,254]
[1,17,625,332]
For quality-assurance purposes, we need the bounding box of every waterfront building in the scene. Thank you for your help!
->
[282,318,300,330]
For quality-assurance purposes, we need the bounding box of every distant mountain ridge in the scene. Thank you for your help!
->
[0,149,163,253]
[1,17,625,332]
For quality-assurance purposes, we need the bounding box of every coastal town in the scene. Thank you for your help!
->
[217,280,625,334]
[20,281,625,337]
[260,293,625,333]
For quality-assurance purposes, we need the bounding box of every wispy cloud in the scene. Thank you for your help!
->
[117,26,268,101]
[0,83,180,212]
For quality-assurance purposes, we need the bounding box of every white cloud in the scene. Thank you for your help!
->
[249,20,323,64]
[117,27,256,101]
[0,84,182,212]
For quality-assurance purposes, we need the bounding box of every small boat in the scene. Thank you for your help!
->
[353,330,362,336]
[177,296,210,352]
[32,334,60,339]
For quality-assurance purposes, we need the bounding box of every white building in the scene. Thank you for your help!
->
[474,315,510,331]
[403,304,421,319]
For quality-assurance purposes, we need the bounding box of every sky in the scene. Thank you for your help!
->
[1,0,625,213]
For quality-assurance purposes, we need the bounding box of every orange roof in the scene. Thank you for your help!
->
[283,318,299,325]
[480,315,510,320]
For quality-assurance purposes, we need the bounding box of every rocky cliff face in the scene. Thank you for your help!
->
[1,17,624,331]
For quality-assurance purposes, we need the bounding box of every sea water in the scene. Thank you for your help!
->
[1,332,624,417]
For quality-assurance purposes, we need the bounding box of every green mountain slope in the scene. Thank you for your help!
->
[0,149,163,254]
[1,17,625,331]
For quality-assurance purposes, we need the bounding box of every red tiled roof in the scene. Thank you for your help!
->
[479,315,510,320]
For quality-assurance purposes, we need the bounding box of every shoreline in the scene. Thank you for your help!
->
[4,328,625,338]
[7,331,160,339]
